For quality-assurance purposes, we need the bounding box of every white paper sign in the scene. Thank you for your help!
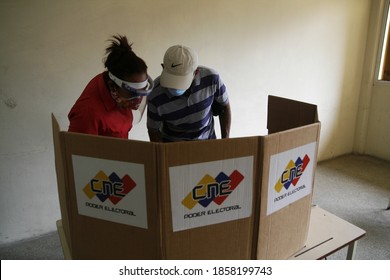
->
[72,155,148,228]
[169,156,254,232]
[267,142,317,216]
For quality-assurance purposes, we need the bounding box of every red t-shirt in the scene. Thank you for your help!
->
[68,72,133,138]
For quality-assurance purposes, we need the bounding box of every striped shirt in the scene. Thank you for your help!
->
[147,66,229,141]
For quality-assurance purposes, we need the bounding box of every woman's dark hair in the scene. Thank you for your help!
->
[104,35,147,79]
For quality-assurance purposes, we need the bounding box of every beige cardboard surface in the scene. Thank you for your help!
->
[61,132,161,259]
[51,114,73,255]
[159,138,259,259]
[51,95,320,260]
[267,95,318,133]
[257,123,320,259]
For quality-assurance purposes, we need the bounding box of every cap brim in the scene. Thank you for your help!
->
[160,70,193,90]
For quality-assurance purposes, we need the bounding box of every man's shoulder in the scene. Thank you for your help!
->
[196,66,224,87]
[198,66,219,76]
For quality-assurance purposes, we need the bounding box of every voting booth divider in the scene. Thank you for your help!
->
[52,95,320,259]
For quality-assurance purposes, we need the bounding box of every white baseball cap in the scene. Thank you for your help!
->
[160,45,198,90]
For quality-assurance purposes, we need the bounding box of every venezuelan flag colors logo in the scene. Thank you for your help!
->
[274,155,310,193]
[181,170,244,210]
[170,156,253,231]
[83,170,137,205]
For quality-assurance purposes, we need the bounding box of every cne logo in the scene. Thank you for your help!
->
[182,170,244,210]
[274,155,310,193]
[83,170,137,205]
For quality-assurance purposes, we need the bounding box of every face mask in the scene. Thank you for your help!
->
[111,91,143,110]
[168,88,186,96]
[124,96,143,110]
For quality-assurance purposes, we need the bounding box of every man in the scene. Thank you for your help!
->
[68,35,153,138]
[147,45,231,142]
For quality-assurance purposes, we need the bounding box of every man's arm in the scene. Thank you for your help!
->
[219,103,231,139]
[148,129,163,142]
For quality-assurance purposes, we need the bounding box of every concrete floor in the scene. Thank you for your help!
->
[312,154,390,260]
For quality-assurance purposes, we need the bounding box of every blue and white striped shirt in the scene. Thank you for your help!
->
[147,66,229,141]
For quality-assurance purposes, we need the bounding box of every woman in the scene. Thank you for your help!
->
[68,35,153,138]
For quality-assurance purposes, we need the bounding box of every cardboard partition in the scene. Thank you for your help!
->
[51,95,320,259]
[267,95,319,133]
[257,123,320,259]
[52,117,161,259]
[52,114,72,255]
[159,137,259,259]
[256,96,320,259]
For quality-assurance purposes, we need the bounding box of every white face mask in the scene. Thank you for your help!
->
[168,88,186,96]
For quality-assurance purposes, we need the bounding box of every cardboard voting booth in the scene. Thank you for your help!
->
[52,95,320,259]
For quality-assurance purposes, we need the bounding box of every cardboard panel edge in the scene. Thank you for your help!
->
[51,114,73,256]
